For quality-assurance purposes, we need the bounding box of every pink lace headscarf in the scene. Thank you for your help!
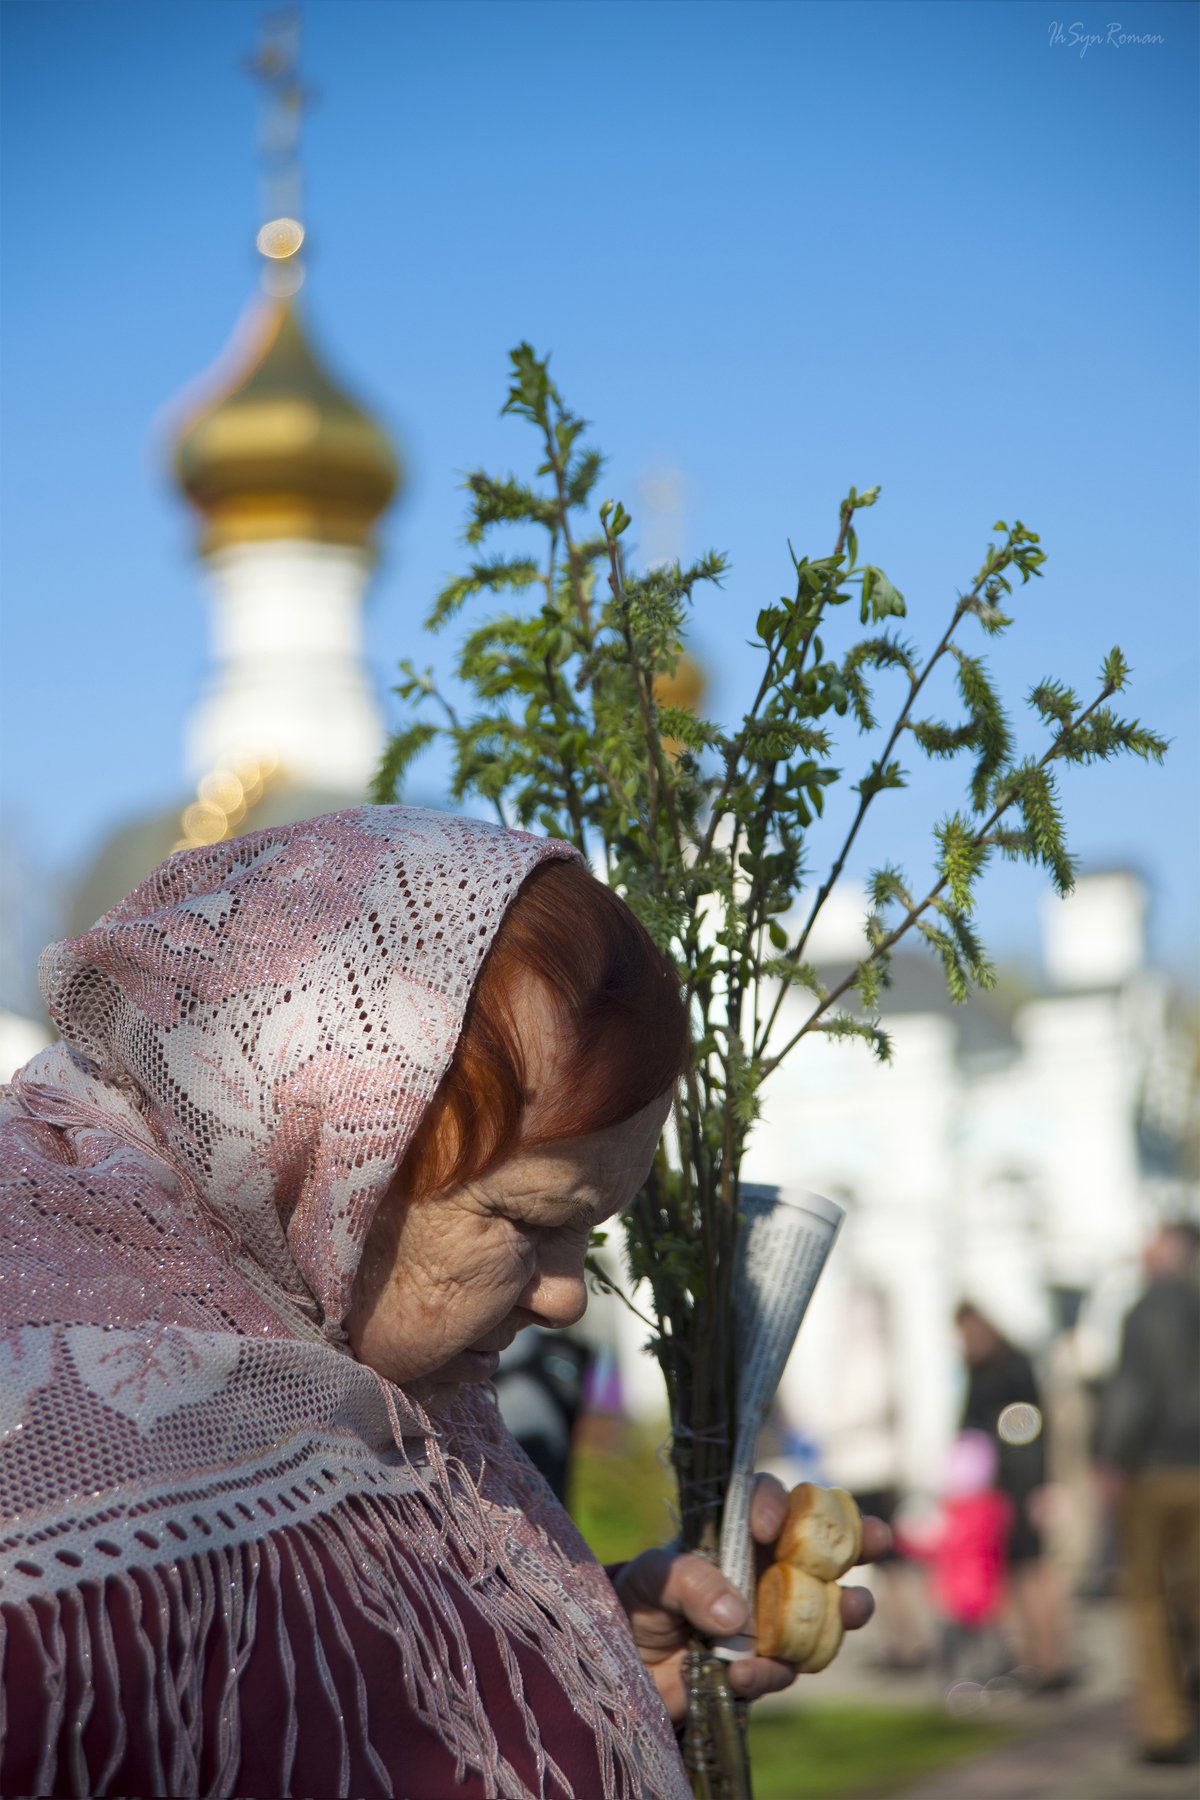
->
[0,807,688,1800]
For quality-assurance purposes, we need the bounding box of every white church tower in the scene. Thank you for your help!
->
[173,290,398,806]
[168,11,399,850]
[66,11,401,934]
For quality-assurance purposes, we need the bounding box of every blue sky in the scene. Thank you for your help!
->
[1,0,1196,988]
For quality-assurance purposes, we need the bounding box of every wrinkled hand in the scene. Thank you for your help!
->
[614,1473,891,1723]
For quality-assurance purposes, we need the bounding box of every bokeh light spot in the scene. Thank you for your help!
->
[997,1402,1042,1446]
[256,216,304,260]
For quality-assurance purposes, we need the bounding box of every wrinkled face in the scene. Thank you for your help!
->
[346,980,672,1409]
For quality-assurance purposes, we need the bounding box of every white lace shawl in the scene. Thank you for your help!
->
[0,806,688,1800]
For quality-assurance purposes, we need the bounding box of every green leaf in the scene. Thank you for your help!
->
[463,472,557,544]
[962,594,1013,636]
[428,557,542,630]
[933,898,997,992]
[854,759,907,801]
[370,720,439,804]
[1028,678,1077,728]
[868,864,913,912]
[1101,646,1130,692]
[567,448,604,508]
[656,706,722,752]
[859,566,907,626]
[1012,761,1075,894]
[760,957,826,997]
[987,826,1035,863]
[812,1013,893,1062]
[1055,708,1168,766]
[934,813,990,912]
[911,719,976,758]
[952,648,1014,812]
[602,498,632,538]
[502,341,558,425]
[757,605,787,644]
[917,919,970,1003]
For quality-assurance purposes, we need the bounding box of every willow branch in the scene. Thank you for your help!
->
[542,413,594,650]
[605,538,686,869]
[760,679,1119,1076]
[695,503,854,870]
[754,553,1010,1061]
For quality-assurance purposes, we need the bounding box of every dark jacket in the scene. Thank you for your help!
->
[1097,1274,1200,1473]
[962,1345,1047,1504]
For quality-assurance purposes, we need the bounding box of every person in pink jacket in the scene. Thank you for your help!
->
[897,1430,1013,1687]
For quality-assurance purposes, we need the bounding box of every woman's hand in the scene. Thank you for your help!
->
[613,1474,891,1724]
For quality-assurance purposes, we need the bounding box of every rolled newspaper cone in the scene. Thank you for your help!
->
[714,1185,845,1660]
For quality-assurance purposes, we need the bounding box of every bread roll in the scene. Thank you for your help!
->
[756,1562,845,1672]
[774,1482,862,1582]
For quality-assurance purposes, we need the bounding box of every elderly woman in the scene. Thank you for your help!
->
[0,808,881,1799]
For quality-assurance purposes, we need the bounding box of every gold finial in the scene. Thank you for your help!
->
[171,14,400,556]
[244,7,317,296]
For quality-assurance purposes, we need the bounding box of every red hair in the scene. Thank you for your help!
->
[397,859,688,1198]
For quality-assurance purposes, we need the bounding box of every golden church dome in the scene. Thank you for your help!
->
[653,651,707,762]
[653,652,706,715]
[174,297,400,555]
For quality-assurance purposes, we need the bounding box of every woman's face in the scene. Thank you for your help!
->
[346,983,672,1409]
[347,1101,669,1409]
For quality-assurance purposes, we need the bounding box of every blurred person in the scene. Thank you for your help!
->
[1095,1220,1200,1765]
[955,1301,1073,1689]
[896,1431,1012,1687]
[1072,1256,1146,1597]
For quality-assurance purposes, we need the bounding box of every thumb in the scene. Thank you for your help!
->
[619,1549,748,1639]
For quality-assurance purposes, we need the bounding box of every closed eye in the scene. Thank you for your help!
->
[508,1208,593,1238]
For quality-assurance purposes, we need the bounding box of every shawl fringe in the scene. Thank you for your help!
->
[1,1482,672,1800]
